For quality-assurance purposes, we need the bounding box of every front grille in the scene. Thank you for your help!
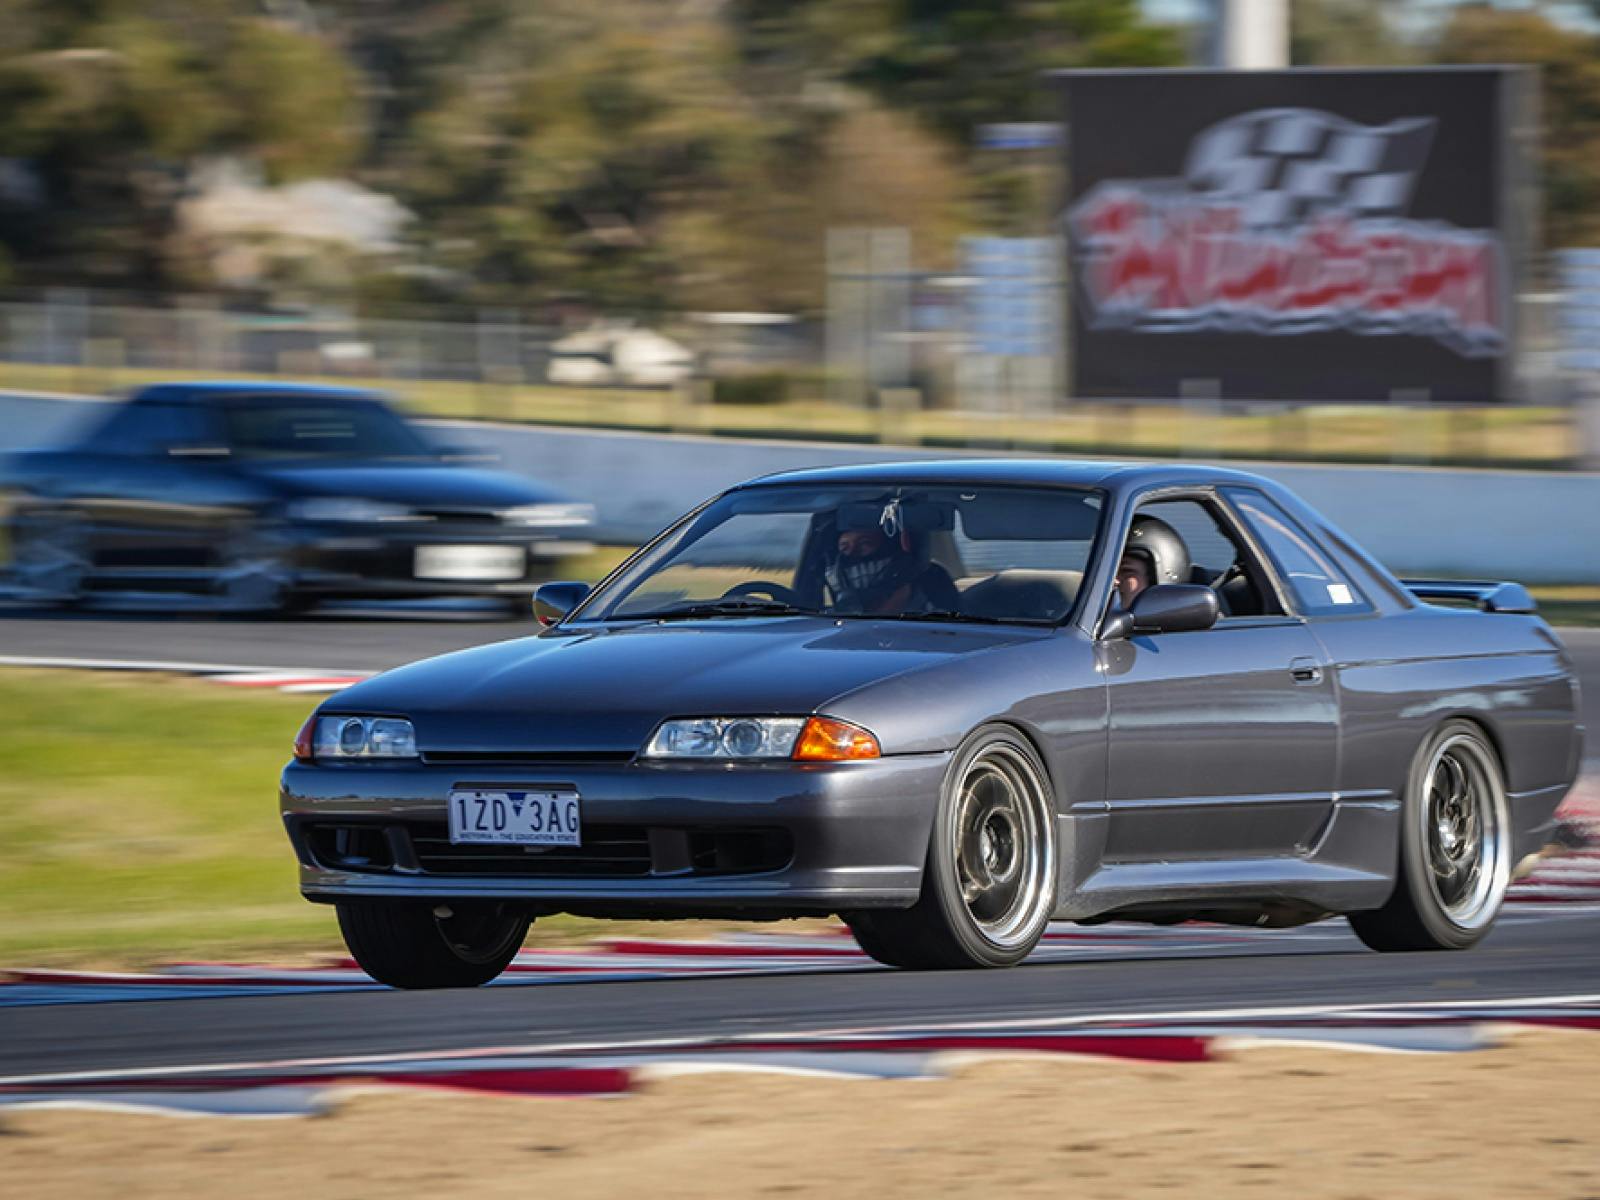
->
[415,508,503,523]
[421,750,636,767]
[410,822,654,878]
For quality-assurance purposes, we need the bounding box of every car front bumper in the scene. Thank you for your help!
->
[283,522,593,598]
[280,753,948,917]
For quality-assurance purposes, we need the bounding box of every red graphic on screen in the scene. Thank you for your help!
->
[1068,108,1505,358]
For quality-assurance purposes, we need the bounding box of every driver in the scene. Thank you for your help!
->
[1114,514,1190,610]
[825,522,958,616]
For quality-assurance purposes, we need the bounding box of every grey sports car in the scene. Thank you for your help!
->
[280,460,1584,988]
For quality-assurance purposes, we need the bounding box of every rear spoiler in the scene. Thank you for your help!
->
[1401,579,1538,614]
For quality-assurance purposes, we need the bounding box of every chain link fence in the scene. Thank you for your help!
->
[0,287,1594,470]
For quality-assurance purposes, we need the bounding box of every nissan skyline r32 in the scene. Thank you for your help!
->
[2,383,594,614]
[280,461,1584,988]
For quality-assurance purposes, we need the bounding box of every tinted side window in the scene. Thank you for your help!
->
[83,400,205,455]
[1134,497,1283,619]
[1225,489,1373,617]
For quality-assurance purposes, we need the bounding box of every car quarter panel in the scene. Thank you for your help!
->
[1307,608,1581,861]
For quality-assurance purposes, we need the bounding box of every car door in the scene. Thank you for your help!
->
[1098,492,1340,862]
[83,396,235,578]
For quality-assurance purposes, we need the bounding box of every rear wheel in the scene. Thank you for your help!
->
[846,726,1056,969]
[336,900,529,989]
[1349,720,1512,952]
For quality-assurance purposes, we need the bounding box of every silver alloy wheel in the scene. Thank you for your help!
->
[11,512,89,601]
[1420,731,1510,931]
[950,742,1054,950]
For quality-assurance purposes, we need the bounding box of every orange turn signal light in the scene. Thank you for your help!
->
[293,714,316,761]
[792,716,880,761]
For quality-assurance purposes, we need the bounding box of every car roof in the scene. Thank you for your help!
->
[126,382,387,405]
[741,458,1279,493]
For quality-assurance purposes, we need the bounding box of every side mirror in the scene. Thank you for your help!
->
[533,580,591,627]
[1103,584,1220,639]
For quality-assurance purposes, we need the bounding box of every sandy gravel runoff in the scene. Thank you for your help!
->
[4,1029,1599,1199]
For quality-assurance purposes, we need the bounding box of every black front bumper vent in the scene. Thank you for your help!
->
[296,819,793,880]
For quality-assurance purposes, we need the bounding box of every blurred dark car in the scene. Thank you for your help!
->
[1,382,595,615]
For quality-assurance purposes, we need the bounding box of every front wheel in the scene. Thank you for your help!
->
[10,509,90,605]
[846,726,1056,969]
[336,900,529,989]
[1349,720,1512,952]
[215,524,303,615]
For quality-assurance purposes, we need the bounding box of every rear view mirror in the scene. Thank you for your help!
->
[1103,584,1220,639]
[534,581,591,627]
[834,501,954,534]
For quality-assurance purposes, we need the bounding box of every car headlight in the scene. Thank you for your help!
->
[642,716,879,761]
[287,497,415,523]
[501,502,595,528]
[295,715,418,761]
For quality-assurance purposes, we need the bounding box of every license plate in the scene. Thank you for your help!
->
[414,544,526,581]
[449,789,581,846]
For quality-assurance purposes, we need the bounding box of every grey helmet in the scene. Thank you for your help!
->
[1123,515,1190,586]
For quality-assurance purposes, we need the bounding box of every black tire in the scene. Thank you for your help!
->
[215,526,298,616]
[336,900,529,989]
[845,725,1056,969]
[10,508,89,606]
[1349,720,1512,953]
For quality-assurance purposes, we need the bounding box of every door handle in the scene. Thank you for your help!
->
[1289,657,1323,685]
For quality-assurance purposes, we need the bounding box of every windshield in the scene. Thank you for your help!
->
[576,484,1105,626]
[222,397,434,460]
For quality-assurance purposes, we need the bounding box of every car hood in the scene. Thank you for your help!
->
[329,618,1045,753]
[252,462,565,509]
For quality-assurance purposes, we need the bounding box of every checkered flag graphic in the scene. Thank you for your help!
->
[1184,107,1436,229]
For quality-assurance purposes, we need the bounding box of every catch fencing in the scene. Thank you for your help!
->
[0,288,1595,469]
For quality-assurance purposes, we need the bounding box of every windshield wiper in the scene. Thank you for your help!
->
[880,610,1037,626]
[635,598,811,621]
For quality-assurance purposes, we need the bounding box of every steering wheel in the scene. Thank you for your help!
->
[721,580,800,605]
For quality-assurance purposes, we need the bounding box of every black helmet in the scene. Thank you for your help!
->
[1123,515,1190,586]
[825,515,917,613]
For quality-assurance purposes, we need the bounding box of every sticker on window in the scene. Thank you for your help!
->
[1326,583,1355,605]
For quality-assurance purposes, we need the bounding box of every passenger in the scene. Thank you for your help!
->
[1114,515,1190,610]
[825,524,958,616]
[1116,549,1155,610]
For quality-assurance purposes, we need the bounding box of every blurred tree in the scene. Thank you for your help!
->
[0,0,359,290]
[733,0,1184,143]
[0,0,1176,312]
[378,0,969,315]
[1431,5,1600,247]
[1290,0,1417,65]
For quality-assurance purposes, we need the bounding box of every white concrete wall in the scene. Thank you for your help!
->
[5,391,1598,583]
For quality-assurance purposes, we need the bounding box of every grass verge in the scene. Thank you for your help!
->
[0,669,330,966]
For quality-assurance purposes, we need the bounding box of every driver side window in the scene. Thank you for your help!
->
[1115,497,1283,621]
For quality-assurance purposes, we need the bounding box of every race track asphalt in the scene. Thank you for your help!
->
[2,907,1598,1079]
